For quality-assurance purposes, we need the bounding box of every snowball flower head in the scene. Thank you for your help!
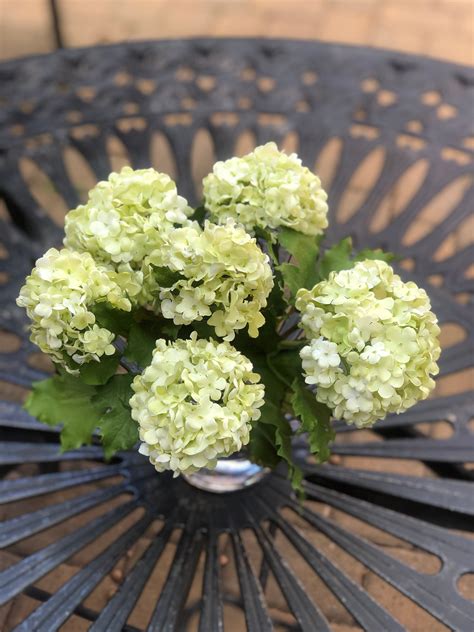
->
[64,167,192,303]
[153,219,274,340]
[130,334,265,475]
[16,248,130,370]
[203,142,328,236]
[296,260,441,427]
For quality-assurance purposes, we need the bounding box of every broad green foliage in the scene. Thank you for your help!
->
[92,303,134,337]
[93,375,138,459]
[25,374,102,451]
[26,373,138,458]
[125,322,158,368]
[291,378,334,462]
[318,237,394,280]
[278,227,321,282]
[248,352,304,490]
[79,352,119,385]
[277,228,321,299]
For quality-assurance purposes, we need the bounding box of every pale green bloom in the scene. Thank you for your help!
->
[152,219,274,340]
[64,166,192,303]
[16,248,130,370]
[130,334,265,475]
[296,260,441,427]
[203,142,328,236]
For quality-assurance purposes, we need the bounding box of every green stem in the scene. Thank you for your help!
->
[266,352,293,390]
[276,305,297,331]
[279,339,306,350]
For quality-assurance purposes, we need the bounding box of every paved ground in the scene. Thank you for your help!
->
[0,0,473,65]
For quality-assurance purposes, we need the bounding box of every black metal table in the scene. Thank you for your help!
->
[0,39,473,631]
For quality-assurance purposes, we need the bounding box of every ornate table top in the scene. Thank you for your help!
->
[0,39,472,631]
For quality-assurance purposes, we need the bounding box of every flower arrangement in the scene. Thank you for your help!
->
[17,143,441,490]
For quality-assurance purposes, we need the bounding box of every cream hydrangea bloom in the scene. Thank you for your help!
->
[296,260,441,427]
[64,167,192,304]
[203,142,328,236]
[16,248,131,369]
[130,334,265,475]
[152,219,274,340]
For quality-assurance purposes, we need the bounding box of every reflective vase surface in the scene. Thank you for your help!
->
[183,452,269,493]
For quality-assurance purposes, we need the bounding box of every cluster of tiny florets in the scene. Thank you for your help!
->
[16,248,130,369]
[203,142,328,236]
[153,220,274,340]
[129,335,265,475]
[296,260,440,427]
[64,166,192,304]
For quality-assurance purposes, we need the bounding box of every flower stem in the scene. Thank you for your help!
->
[279,339,306,350]
[266,352,293,390]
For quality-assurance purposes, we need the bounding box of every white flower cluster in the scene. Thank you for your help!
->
[130,334,265,475]
[203,142,328,236]
[64,167,192,304]
[297,260,441,427]
[62,167,273,339]
[152,220,274,340]
[16,248,130,368]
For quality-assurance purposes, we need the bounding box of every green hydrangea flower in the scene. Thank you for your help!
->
[64,166,192,304]
[130,334,265,475]
[16,248,130,370]
[151,219,274,340]
[203,142,328,236]
[296,260,441,427]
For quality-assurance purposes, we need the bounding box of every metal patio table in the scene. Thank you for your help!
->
[0,39,473,631]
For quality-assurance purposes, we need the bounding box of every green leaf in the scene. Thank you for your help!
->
[191,205,207,225]
[153,266,183,287]
[125,322,157,368]
[79,353,119,385]
[277,228,321,297]
[278,228,320,269]
[248,421,280,469]
[291,378,334,462]
[278,262,304,297]
[267,350,302,390]
[354,248,395,263]
[248,352,303,492]
[160,322,181,339]
[248,353,284,400]
[254,226,279,265]
[25,374,101,451]
[93,374,138,459]
[278,227,306,257]
[267,270,287,315]
[259,399,303,492]
[134,310,181,342]
[92,303,134,337]
[318,237,353,279]
[318,238,395,281]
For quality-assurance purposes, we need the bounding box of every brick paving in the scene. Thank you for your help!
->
[0,0,473,65]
